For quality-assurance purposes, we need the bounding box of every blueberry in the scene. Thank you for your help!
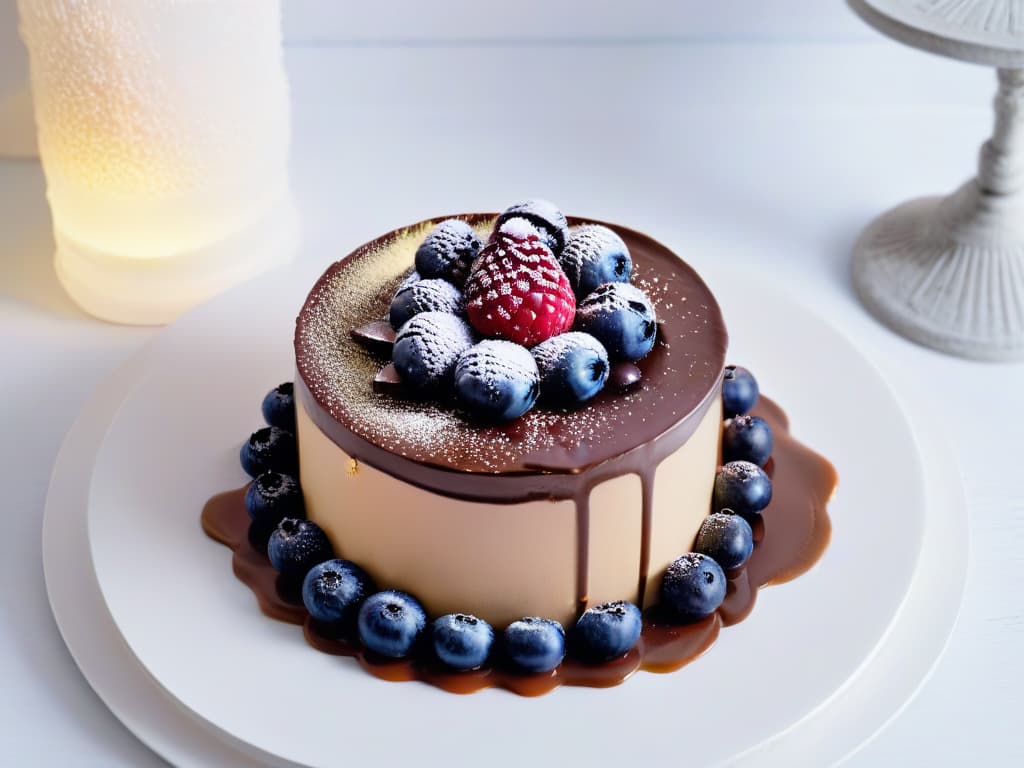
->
[357,590,427,659]
[240,426,297,478]
[454,340,540,421]
[496,200,569,254]
[570,601,642,663]
[574,282,657,362]
[414,219,483,286]
[397,269,421,292]
[392,312,475,391]
[660,553,727,622]
[503,617,565,673]
[267,518,334,579]
[713,461,773,517]
[722,365,759,418]
[302,559,374,625]
[431,613,494,671]
[723,414,773,466]
[389,278,463,330]
[245,471,303,528]
[532,332,609,405]
[261,382,296,432]
[559,225,632,299]
[694,512,754,570]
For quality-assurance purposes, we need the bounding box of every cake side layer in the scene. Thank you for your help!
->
[297,395,722,628]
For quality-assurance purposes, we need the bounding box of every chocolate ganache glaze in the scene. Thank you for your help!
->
[293,213,729,609]
[202,397,836,696]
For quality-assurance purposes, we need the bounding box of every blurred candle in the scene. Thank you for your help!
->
[18,0,298,324]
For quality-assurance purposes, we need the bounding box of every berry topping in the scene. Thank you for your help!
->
[694,512,754,571]
[503,617,566,674]
[722,365,759,418]
[397,269,422,292]
[245,471,304,529]
[302,559,375,626]
[659,553,727,622]
[357,590,427,659]
[722,414,774,467]
[713,461,773,518]
[454,340,540,421]
[389,278,463,330]
[559,225,632,299]
[392,312,474,391]
[414,219,483,286]
[532,332,609,405]
[261,382,296,433]
[574,282,657,362]
[239,426,297,478]
[431,613,495,671]
[267,518,334,579]
[495,199,569,254]
[570,600,642,663]
[465,221,576,346]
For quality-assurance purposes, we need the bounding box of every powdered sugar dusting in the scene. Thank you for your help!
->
[497,216,541,240]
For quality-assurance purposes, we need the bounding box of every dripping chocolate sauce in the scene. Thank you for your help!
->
[202,395,835,697]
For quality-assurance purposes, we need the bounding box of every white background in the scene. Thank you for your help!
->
[2,1,1023,766]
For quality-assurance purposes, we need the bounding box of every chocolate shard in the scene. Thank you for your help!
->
[372,363,407,395]
[608,362,642,392]
[351,320,397,356]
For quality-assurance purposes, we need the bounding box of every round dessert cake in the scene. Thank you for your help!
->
[293,213,728,627]
[203,200,836,695]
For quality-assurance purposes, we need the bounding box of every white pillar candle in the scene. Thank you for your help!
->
[18,0,299,325]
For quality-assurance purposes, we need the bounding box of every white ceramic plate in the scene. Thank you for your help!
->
[41,347,287,767]
[81,259,944,767]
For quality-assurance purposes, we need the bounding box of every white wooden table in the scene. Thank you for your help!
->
[1,30,1022,767]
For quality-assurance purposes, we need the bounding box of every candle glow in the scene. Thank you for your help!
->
[19,0,298,324]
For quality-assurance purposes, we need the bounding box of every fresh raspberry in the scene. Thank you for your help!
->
[465,219,576,346]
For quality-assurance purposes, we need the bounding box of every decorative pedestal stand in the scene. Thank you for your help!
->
[849,0,1024,361]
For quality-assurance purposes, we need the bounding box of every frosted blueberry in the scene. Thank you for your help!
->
[261,382,296,432]
[389,278,463,330]
[722,414,774,467]
[358,590,427,659]
[722,365,759,418]
[245,471,303,528]
[414,219,482,286]
[302,559,375,625]
[713,461,773,518]
[694,512,754,571]
[431,613,494,671]
[496,199,569,254]
[574,282,657,362]
[392,312,475,391]
[532,332,609,405]
[454,340,540,421]
[504,617,566,673]
[570,601,642,663]
[267,519,334,580]
[660,553,727,622]
[240,426,297,478]
[559,225,632,299]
